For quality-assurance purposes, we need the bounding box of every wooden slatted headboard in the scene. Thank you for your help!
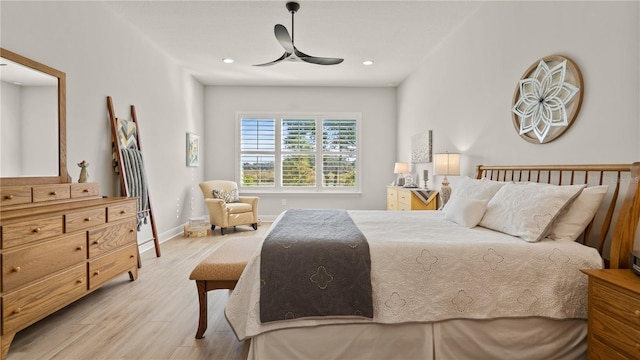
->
[476,163,640,269]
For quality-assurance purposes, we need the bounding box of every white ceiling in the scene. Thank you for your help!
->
[104,1,484,87]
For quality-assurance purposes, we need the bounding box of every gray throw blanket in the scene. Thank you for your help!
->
[120,148,149,230]
[260,209,373,323]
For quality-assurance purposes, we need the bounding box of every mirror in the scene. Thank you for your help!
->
[0,48,68,185]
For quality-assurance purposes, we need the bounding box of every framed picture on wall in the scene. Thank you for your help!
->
[186,132,199,167]
[411,130,432,163]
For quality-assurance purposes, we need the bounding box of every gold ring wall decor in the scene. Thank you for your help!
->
[511,55,583,144]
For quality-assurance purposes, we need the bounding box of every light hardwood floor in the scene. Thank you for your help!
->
[7,224,272,360]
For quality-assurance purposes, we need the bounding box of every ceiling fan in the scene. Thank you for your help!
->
[254,1,344,66]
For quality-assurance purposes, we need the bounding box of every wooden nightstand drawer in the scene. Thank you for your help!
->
[1,215,64,249]
[590,308,640,358]
[591,277,640,329]
[588,337,629,360]
[88,219,137,258]
[65,207,106,233]
[2,233,87,292]
[398,190,411,205]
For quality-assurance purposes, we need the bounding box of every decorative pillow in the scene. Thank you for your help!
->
[444,197,489,228]
[442,177,509,211]
[547,185,609,241]
[479,182,586,242]
[212,189,239,203]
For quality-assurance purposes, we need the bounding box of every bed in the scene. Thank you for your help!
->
[225,163,640,360]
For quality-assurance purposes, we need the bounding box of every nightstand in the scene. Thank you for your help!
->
[581,269,640,360]
[386,187,438,211]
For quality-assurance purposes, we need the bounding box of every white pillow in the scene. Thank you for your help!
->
[479,182,586,242]
[445,197,489,228]
[547,185,609,241]
[443,177,509,211]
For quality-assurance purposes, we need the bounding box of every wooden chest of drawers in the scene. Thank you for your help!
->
[582,269,640,359]
[0,195,138,359]
[386,186,438,211]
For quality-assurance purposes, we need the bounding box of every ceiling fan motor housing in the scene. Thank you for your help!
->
[286,2,300,13]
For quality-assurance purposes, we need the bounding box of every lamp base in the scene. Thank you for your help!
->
[440,176,452,208]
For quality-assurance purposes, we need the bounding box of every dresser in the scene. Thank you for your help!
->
[581,269,640,360]
[386,186,438,211]
[1,183,139,359]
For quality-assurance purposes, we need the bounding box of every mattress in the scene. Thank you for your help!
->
[226,210,603,340]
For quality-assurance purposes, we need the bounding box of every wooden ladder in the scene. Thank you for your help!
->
[107,96,161,264]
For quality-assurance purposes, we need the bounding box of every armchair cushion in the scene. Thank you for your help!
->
[212,188,239,203]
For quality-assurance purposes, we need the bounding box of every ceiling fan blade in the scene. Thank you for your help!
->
[253,52,291,67]
[294,47,343,65]
[299,56,344,65]
[274,24,294,53]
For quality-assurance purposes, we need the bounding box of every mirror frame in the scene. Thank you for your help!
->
[0,48,68,186]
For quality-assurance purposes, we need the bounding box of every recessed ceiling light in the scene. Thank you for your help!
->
[362,60,374,66]
[222,58,234,64]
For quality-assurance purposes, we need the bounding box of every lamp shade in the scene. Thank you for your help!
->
[393,162,409,174]
[434,153,461,176]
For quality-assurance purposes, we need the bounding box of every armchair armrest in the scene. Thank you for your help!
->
[204,198,228,227]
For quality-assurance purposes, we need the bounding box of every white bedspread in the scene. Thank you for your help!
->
[225,210,603,340]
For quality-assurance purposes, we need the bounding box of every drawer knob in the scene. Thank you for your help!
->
[13,266,21,272]
[13,307,21,315]
[50,191,57,195]
[93,240,100,245]
[76,246,84,251]
[94,270,100,276]
[77,279,84,284]
[5,194,14,200]
[33,227,41,233]
[120,210,127,214]
[130,255,135,259]
[84,217,92,222]
[83,189,89,193]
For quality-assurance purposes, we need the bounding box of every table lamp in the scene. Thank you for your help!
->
[434,153,460,207]
[393,162,409,186]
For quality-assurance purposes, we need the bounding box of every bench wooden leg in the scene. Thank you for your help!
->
[195,280,208,339]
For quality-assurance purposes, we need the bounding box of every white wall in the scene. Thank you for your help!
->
[1,2,206,252]
[204,86,397,218]
[397,1,640,248]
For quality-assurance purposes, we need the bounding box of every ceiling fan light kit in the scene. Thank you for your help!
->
[254,1,344,67]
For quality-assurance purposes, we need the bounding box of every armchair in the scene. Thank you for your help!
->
[199,180,259,235]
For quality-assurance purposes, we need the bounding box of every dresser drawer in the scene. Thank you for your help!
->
[71,182,100,199]
[590,308,640,358]
[591,278,640,329]
[1,215,64,249]
[107,201,137,222]
[65,207,106,233]
[88,219,137,258]
[32,184,71,203]
[88,244,138,290]
[2,264,87,334]
[1,186,31,206]
[2,232,86,292]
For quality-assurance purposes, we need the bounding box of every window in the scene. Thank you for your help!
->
[238,113,360,192]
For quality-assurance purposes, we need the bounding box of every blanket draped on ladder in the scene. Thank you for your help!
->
[120,147,149,230]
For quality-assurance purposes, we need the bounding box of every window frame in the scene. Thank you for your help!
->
[236,112,362,194]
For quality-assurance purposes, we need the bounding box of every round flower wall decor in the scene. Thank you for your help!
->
[511,55,583,144]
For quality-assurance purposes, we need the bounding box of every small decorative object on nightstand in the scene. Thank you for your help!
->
[581,269,640,359]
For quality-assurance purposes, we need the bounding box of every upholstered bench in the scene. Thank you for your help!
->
[189,236,262,339]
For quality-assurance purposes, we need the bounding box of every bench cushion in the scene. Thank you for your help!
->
[189,236,262,281]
